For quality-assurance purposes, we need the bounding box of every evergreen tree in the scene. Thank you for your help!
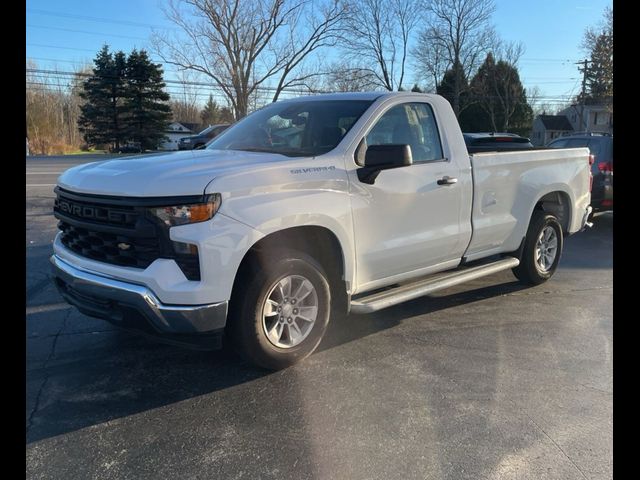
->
[123,50,171,150]
[78,46,128,149]
[200,94,234,125]
[437,62,470,117]
[579,6,613,106]
[458,100,487,133]
[411,84,423,93]
[583,32,613,105]
[200,95,220,125]
[466,53,533,136]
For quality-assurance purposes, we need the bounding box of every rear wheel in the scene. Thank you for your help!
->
[513,211,563,285]
[227,250,331,370]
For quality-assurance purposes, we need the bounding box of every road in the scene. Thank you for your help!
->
[26,154,612,480]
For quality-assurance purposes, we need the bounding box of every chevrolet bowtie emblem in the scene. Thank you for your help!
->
[117,243,131,250]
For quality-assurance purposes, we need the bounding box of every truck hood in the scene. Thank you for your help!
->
[57,149,287,197]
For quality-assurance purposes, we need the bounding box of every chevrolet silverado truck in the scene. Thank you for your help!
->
[50,92,592,369]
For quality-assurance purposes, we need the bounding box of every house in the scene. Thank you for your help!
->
[557,104,613,135]
[530,115,574,146]
[159,122,203,150]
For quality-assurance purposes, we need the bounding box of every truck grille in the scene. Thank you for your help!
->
[58,221,160,268]
[54,188,201,280]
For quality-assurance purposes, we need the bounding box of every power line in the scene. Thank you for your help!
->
[28,57,92,65]
[26,47,174,69]
[520,57,578,62]
[27,43,100,53]
[29,68,583,99]
[26,81,576,103]
[26,68,320,94]
[27,24,150,41]
[35,54,574,88]
[26,48,174,70]
[26,56,183,76]
[25,83,230,100]
[26,8,177,30]
[523,80,578,84]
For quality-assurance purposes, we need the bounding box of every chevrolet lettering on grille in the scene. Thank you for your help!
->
[55,199,133,224]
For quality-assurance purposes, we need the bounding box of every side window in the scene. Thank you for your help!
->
[365,102,444,163]
[565,139,589,148]
[548,139,568,148]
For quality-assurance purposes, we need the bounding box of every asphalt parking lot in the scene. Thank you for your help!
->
[26,154,612,479]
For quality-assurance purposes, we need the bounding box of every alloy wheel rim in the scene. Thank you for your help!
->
[535,226,558,272]
[262,274,318,349]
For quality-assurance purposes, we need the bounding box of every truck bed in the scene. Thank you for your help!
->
[463,147,592,261]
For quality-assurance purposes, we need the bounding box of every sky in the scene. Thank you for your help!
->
[26,0,612,111]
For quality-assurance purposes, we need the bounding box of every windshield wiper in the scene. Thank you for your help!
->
[226,147,275,154]
[230,147,305,158]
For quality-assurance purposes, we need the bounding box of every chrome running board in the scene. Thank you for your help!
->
[350,257,520,314]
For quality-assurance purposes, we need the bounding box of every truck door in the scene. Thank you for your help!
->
[348,101,471,288]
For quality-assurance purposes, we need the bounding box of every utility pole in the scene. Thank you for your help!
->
[576,59,592,131]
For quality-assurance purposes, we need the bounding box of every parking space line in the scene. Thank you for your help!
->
[26,303,71,315]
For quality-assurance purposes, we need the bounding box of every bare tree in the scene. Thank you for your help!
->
[269,2,347,100]
[168,70,202,124]
[412,26,448,92]
[493,39,525,66]
[581,6,613,54]
[169,99,201,124]
[341,0,420,91]
[152,0,346,119]
[323,61,379,92]
[580,6,612,110]
[26,60,87,154]
[527,86,557,116]
[415,0,496,117]
[527,85,542,115]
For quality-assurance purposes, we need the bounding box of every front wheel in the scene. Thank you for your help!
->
[512,211,563,285]
[227,250,331,370]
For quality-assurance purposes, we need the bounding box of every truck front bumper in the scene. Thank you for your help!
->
[50,255,227,349]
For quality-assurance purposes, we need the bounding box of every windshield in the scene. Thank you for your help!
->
[206,100,374,157]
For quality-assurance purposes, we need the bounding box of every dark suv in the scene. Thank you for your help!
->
[463,133,534,153]
[178,124,230,150]
[547,133,613,213]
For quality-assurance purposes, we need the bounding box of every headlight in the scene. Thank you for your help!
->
[148,194,221,227]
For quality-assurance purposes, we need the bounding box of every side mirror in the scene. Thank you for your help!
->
[357,144,413,184]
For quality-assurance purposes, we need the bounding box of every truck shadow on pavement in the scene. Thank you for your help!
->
[319,279,528,353]
[27,277,529,445]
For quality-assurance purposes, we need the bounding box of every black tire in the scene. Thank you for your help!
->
[227,250,331,370]
[512,210,563,285]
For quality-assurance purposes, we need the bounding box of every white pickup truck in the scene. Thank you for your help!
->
[51,92,592,369]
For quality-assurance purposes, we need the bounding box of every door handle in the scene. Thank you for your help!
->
[437,176,458,186]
